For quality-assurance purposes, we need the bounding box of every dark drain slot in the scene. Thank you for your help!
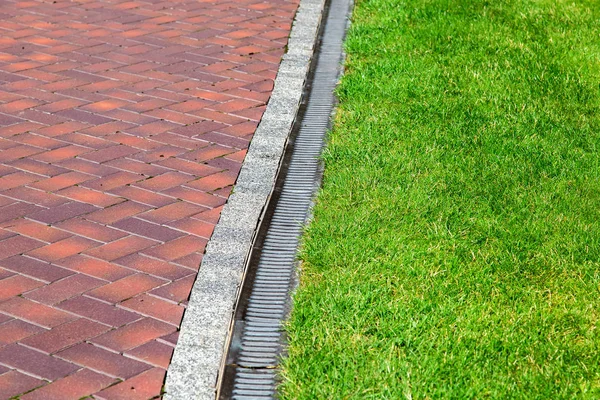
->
[218,0,352,398]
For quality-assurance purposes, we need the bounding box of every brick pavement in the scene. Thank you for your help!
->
[0,0,299,398]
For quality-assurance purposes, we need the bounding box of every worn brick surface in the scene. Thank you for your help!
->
[0,0,298,397]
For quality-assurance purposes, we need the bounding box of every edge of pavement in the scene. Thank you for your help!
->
[164,0,327,398]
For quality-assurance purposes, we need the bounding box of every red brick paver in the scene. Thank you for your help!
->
[0,0,299,398]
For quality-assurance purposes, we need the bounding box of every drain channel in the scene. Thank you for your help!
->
[218,0,352,398]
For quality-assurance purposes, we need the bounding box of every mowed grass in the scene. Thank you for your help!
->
[280,0,600,398]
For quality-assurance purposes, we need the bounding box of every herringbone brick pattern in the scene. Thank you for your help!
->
[0,0,299,398]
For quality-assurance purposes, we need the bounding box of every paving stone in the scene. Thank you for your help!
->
[0,297,77,328]
[126,339,175,369]
[91,317,176,352]
[0,319,46,346]
[20,318,110,354]
[20,369,115,400]
[0,255,74,283]
[0,274,45,302]
[23,274,105,305]
[4,220,72,243]
[0,344,79,380]
[114,253,193,281]
[119,294,186,326]
[0,370,45,400]
[57,343,151,379]
[57,296,140,328]
[87,274,167,304]
[94,368,166,400]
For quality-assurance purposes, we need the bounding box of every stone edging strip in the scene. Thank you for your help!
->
[164,0,326,398]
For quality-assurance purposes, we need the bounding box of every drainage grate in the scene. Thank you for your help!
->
[218,0,352,397]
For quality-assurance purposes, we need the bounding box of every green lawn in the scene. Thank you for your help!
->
[280,0,600,398]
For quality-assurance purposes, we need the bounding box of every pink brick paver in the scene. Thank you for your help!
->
[0,0,299,398]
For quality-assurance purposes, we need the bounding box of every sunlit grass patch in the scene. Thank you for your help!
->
[281,0,600,398]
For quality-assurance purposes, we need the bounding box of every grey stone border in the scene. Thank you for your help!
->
[163,0,326,398]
